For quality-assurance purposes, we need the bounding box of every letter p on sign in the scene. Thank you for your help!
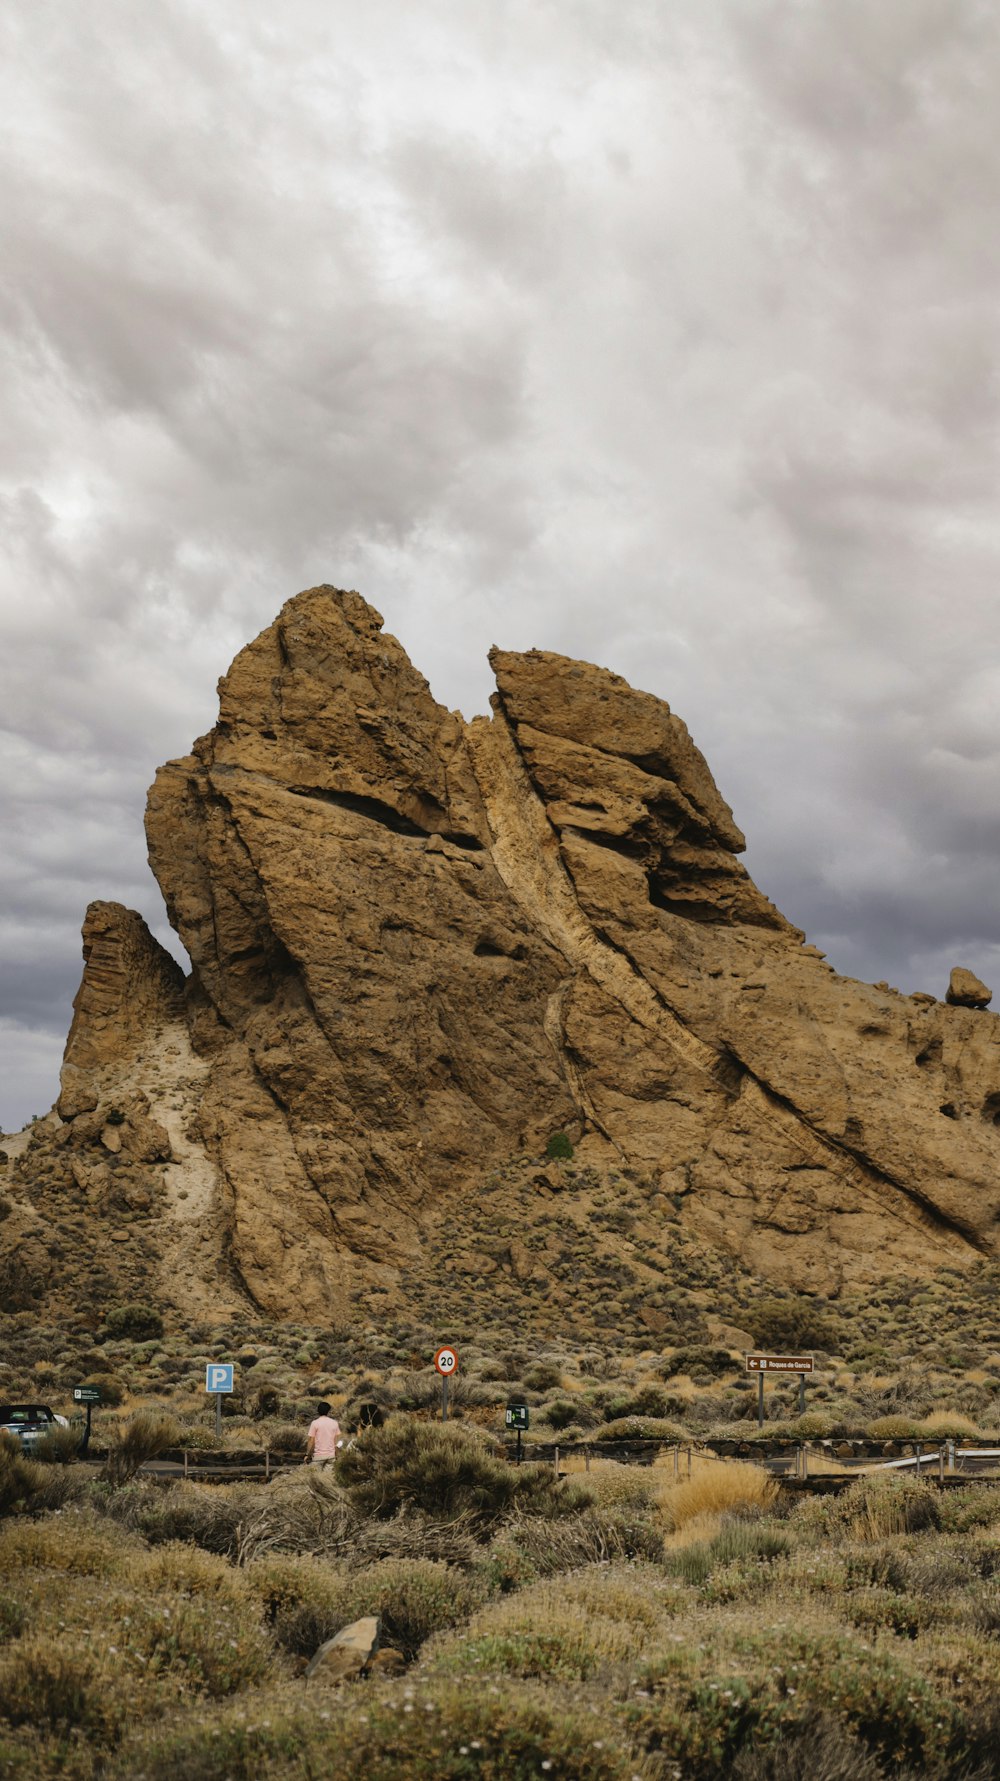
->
[206,1364,234,1393]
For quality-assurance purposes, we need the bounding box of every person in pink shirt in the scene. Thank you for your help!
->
[305,1401,341,1466]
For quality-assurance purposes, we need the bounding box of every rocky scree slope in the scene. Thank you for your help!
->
[5,585,1000,1324]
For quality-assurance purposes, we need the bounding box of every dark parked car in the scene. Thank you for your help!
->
[0,1404,69,1449]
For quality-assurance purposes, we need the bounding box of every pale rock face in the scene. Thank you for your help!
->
[35,586,1000,1316]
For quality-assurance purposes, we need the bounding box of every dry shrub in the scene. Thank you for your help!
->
[231,1470,355,1562]
[349,1505,481,1569]
[0,1515,124,1576]
[0,1637,126,1745]
[102,1410,182,1487]
[120,1594,273,1698]
[0,1434,50,1518]
[136,1541,250,1604]
[33,1424,82,1465]
[729,1710,885,1779]
[560,1455,657,1514]
[920,1410,982,1439]
[655,1454,778,1532]
[110,1676,641,1781]
[426,1568,663,1680]
[846,1476,941,1541]
[494,1502,663,1575]
[248,1551,485,1659]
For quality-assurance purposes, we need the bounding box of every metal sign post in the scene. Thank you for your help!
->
[505,1401,530,1464]
[434,1347,458,1422]
[73,1385,101,1456]
[205,1364,235,1441]
[745,1354,814,1428]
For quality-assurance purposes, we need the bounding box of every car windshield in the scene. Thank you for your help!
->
[0,1406,50,1424]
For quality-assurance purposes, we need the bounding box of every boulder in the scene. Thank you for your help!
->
[946,967,992,1009]
[305,1615,380,1683]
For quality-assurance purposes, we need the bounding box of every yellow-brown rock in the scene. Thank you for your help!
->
[947,967,992,1009]
[31,584,1000,1317]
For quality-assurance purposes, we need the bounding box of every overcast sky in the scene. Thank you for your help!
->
[3,1,1000,1132]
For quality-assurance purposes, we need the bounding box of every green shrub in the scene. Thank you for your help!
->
[337,1417,567,1530]
[745,1297,840,1354]
[545,1131,574,1159]
[630,1626,957,1778]
[523,1360,563,1391]
[112,1679,642,1780]
[103,1303,164,1342]
[542,1397,587,1430]
[665,1521,790,1586]
[81,1372,125,1406]
[662,1346,735,1380]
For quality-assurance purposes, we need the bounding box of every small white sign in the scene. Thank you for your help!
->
[434,1346,458,1376]
[205,1364,234,1393]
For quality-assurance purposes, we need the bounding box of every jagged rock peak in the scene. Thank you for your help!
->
[58,902,184,1119]
[36,585,1000,1322]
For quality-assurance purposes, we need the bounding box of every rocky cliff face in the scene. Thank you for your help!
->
[11,586,1000,1323]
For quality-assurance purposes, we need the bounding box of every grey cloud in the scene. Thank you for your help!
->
[3,1,1000,1129]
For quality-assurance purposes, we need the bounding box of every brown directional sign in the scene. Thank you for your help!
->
[745,1354,814,1374]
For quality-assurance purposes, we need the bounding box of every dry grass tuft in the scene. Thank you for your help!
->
[653,1452,778,1532]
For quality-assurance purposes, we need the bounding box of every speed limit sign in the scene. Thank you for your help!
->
[434,1346,458,1376]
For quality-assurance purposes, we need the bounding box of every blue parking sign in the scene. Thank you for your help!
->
[205,1364,234,1394]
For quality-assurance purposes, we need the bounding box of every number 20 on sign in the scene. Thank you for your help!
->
[434,1347,458,1422]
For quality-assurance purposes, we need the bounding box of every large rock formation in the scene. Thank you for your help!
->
[15,586,1000,1321]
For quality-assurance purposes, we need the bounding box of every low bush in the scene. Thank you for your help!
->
[0,1515,124,1575]
[103,1303,164,1342]
[745,1297,841,1354]
[630,1625,958,1778]
[495,1503,664,1574]
[336,1417,578,1530]
[111,1678,642,1780]
[249,1551,484,1659]
[267,1423,307,1453]
[522,1360,563,1391]
[665,1520,790,1585]
[662,1346,735,1380]
[0,1435,51,1517]
[595,1415,688,1442]
[728,1710,886,1779]
[33,1424,82,1465]
[0,1638,127,1745]
[102,1410,182,1487]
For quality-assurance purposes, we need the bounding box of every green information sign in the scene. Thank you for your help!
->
[73,1386,102,1404]
[505,1403,529,1430]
